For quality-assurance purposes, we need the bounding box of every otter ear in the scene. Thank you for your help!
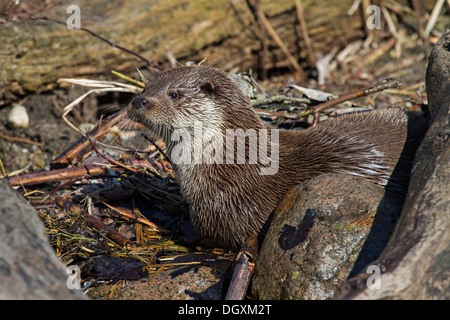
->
[199,81,215,95]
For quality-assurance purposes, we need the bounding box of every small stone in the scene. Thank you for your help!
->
[7,105,29,129]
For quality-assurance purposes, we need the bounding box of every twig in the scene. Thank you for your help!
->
[424,0,446,37]
[301,77,401,127]
[295,0,316,67]
[47,178,82,198]
[354,37,396,67]
[251,95,310,108]
[381,7,403,58]
[253,108,297,119]
[0,132,44,149]
[92,142,138,174]
[412,0,427,41]
[52,109,128,165]
[142,134,171,164]
[165,45,178,68]
[0,158,6,177]
[247,0,306,80]
[111,70,146,88]
[348,0,362,16]
[245,73,270,98]
[361,0,372,43]
[22,9,165,71]
[4,164,124,187]
[80,210,131,247]
[103,202,170,234]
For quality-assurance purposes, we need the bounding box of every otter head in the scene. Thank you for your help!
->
[127,66,261,144]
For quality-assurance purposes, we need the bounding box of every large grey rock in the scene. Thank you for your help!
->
[0,179,85,299]
[251,174,402,299]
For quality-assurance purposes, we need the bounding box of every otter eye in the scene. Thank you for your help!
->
[169,91,179,100]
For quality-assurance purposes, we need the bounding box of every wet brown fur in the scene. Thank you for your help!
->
[127,66,426,250]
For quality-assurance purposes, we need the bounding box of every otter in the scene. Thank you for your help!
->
[127,66,426,250]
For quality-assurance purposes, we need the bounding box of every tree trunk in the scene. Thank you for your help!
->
[335,31,450,300]
[1,0,363,101]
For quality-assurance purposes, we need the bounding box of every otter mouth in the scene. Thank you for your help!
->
[126,107,153,130]
[126,108,145,125]
[127,107,171,142]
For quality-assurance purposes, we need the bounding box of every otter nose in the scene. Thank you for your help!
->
[132,97,150,110]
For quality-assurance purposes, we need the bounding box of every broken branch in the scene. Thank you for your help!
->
[302,77,401,127]
[225,236,259,300]
[4,164,125,187]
